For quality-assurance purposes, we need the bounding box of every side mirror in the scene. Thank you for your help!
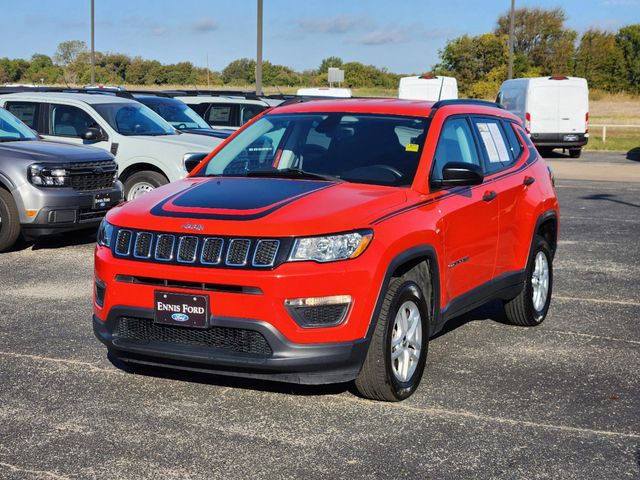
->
[183,153,208,173]
[432,162,484,188]
[81,127,104,142]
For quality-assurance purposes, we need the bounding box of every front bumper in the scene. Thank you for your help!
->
[17,181,123,237]
[93,306,368,384]
[531,133,588,148]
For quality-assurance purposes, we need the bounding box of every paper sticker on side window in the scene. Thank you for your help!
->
[477,122,511,163]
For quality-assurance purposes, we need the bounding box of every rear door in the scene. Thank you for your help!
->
[431,115,500,305]
[529,84,559,134]
[557,83,587,134]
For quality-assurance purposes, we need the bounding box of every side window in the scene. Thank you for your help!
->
[5,102,40,130]
[432,117,480,180]
[207,104,236,127]
[502,121,523,160]
[472,117,512,173]
[50,104,98,137]
[240,104,267,125]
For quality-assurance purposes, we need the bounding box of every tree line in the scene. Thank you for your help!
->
[0,8,638,97]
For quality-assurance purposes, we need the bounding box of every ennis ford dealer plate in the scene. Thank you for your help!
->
[154,291,209,328]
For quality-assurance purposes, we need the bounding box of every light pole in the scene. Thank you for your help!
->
[256,0,263,95]
[508,0,515,79]
[91,0,95,84]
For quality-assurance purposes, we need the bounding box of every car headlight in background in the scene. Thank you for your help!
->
[97,219,114,247]
[28,164,70,187]
[289,230,373,263]
[183,152,209,173]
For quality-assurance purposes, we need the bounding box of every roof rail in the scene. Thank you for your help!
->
[0,85,135,99]
[430,99,504,110]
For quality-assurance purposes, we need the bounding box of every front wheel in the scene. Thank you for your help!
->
[0,189,21,252]
[354,275,430,401]
[504,235,553,326]
[123,171,168,201]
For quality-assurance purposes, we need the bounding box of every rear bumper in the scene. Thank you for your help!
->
[531,133,588,148]
[93,306,369,385]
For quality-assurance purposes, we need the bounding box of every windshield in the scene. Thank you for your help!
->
[141,98,211,130]
[0,108,38,142]
[93,103,175,136]
[198,113,430,187]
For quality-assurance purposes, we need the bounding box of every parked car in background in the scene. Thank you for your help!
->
[497,76,589,158]
[132,94,233,140]
[168,92,270,130]
[0,91,223,200]
[93,98,559,402]
[398,75,458,101]
[296,87,352,98]
[0,106,122,251]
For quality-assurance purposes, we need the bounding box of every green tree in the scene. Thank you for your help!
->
[495,7,576,75]
[318,56,343,74]
[575,29,628,91]
[616,24,640,93]
[221,58,256,84]
[24,54,61,84]
[53,40,87,67]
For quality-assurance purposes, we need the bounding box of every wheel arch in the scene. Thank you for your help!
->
[534,209,558,259]
[119,162,170,184]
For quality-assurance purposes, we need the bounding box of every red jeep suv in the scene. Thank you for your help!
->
[93,98,559,401]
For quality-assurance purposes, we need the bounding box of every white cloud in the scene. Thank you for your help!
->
[296,15,368,34]
[192,18,218,32]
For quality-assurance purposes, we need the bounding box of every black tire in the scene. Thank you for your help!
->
[537,147,553,157]
[355,272,430,401]
[504,235,553,326]
[123,171,168,201]
[0,188,21,253]
[569,148,581,158]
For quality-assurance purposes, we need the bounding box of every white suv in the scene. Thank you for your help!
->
[0,92,223,200]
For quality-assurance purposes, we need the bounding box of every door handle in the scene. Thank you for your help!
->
[483,191,497,202]
[523,176,536,186]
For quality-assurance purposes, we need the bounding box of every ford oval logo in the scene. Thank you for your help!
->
[171,313,190,322]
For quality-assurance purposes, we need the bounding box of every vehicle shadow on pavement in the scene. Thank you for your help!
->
[627,147,640,162]
[8,229,97,252]
[108,353,351,398]
[433,300,509,339]
[580,193,640,208]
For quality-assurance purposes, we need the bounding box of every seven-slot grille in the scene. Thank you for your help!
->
[114,229,283,269]
[68,160,118,192]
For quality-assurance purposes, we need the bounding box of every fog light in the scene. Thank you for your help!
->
[94,276,106,308]
[284,295,351,328]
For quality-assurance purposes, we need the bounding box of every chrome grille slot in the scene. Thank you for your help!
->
[155,234,175,261]
[252,240,280,267]
[201,238,224,265]
[115,230,132,255]
[134,232,153,258]
[177,236,198,263]
[226,239,251,266]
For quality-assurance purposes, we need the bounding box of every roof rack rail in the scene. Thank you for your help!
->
[0,85,135,99]
[430,99,504,110]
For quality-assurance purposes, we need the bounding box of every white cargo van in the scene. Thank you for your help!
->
[398,75,458,101]
[296,88,352,98]
[497,76,589,158]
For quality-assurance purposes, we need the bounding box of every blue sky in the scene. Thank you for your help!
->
[2,0,639,73]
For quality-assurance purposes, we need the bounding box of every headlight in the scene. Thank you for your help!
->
[183,152,208,173]
[289,230,373,263]
[97,219,114,247]
[28,164,70,187]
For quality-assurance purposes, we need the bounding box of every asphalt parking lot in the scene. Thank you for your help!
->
[1,151,638,479]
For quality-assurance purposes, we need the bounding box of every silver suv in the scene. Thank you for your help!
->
[0,107,123,251]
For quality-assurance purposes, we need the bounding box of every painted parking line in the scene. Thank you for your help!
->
[554,295,640,307]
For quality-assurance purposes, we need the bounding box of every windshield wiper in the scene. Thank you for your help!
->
[245,168,343,182]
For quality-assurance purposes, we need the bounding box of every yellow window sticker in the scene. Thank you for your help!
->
[405,143,419,152]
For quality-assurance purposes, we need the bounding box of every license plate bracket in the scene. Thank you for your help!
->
[563,134,579,142]
[93,192,111,210]
[154,291,209,328]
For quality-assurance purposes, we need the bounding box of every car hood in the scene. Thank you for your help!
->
[131,132,223,152]
[0,139,112,162]
[107,177,408,237]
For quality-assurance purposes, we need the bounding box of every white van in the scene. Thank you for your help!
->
[398,75,458,101]
[497,76,589,158]
[296,88,352,98]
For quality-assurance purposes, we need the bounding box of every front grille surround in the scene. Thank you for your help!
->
[112,227,289,270]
